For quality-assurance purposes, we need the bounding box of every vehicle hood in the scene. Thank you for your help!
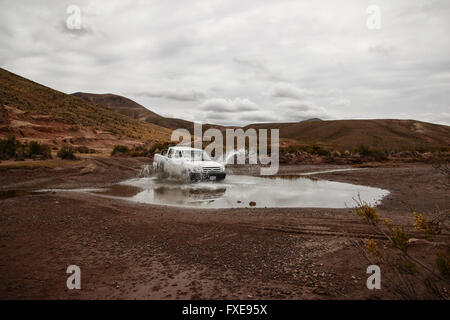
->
[185,160,224,168]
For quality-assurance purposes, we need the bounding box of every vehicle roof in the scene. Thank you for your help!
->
[168,146,203,151]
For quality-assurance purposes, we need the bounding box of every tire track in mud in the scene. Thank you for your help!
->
[245,222,448,241]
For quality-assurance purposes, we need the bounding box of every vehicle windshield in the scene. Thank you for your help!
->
[182,150,212,161]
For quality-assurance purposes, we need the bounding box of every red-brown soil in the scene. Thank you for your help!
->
[0,159,448,299]
[0,106,143,152]
[0,68,171,149]
[246,119,450,151]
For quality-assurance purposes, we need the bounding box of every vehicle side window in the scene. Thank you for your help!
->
[168,149,174,158]
[175,151,182,158]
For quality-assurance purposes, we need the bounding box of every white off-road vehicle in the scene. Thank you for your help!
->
[153,146,226,182]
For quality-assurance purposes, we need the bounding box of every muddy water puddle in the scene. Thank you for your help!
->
[90,175,389,209]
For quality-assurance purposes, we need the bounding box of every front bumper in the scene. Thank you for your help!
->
[189,172,226,181]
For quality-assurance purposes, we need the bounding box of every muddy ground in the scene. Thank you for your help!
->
[0,157,448,299]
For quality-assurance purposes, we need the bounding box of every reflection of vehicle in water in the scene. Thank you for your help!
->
[153,146,226,182]
[153,186,227,205]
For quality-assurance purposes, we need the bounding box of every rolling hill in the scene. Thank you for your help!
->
[245,119,450,151]
[1,68,449,152]
[71,92,163,123]
[0,68,171,150]
[71,92,214,132]
[72,91,449,151]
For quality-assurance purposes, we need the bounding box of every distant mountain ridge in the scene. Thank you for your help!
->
[71,91,450,151]
[245,119,450,150]
[1,68,449,151]
[71,92,206,132]
[71,92,163,122]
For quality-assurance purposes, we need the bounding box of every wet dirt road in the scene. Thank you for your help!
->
[0,158,448,299]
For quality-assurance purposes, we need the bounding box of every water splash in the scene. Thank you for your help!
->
[138,164,152,178]
[222,148,259,165]
[224,149,247,164]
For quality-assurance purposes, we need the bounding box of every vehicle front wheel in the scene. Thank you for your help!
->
[189,172,201,182]
[157,163,165,179]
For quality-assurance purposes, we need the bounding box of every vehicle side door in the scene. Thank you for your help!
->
[165,148,175,174]
[172,149,184,176]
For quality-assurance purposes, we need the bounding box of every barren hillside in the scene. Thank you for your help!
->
[0,69,171,150]
[246,119,450,151]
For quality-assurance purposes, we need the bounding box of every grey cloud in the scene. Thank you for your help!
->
[203,112,229,121]
[418,112,450,125]
[329,98,351,108]
[137,89,206,101]
[368,44,395,56]
[232,57,266,72]
[233,57,289,82]
[198,98,259,113]
[270,83,319,100]
[151,34,198,59]
[239,114,278,123]
[1,0,449,126]
[276,100,330,120]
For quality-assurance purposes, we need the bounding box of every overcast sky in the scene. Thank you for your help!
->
[1,0,449,126]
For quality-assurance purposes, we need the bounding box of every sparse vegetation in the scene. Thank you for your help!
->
[436,251,450,278]
[0,68,171,142]
[111,142,176,157]
[129,146,148,157]
[0,105,7,124]
[0,136,51,160]
[111,145,130,156]
[278,143,449,165]
[354,144,387,161]
[26,141,52,160]
[356,202,379,224]
[148,141,174,155]
[0,136,18,160]
[351,194,450,299]
[282,144,330,156]
[57,145,77,160]
[75,146,96,154]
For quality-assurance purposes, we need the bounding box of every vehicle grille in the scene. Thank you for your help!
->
[202,167,222,173]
